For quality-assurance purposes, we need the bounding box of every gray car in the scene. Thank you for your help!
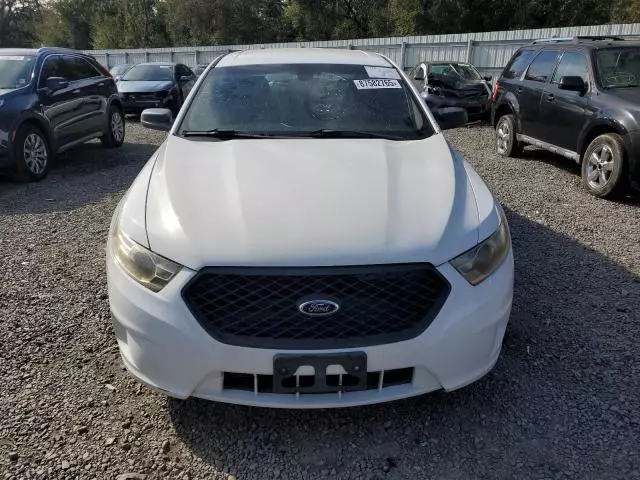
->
[117,62,196,116]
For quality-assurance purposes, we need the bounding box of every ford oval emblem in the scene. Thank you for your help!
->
[298,299,340,316]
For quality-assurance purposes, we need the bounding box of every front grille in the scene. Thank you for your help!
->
[182,264,450,349]
[223,367,414,394]
[123,93,156,101]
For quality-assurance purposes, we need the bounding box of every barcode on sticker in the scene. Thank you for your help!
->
[354,79,401,89]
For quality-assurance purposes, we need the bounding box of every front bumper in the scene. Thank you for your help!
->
[426,95,491,117]
[119,95,170,112]
[107,250,514,408]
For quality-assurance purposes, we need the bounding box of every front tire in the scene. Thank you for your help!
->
[581,133,627,199]
[102,105,125,148]
[13,124,51,182]
[495,114,522,157]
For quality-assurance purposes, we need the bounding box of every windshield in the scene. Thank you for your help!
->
[110,65,131,76]
[122,64,174,82]
[0,55,36,89]
[179,63,432,140]
[595,47,640,87]
[429,63,481,81]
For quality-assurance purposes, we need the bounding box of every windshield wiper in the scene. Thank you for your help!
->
[306,129,407,140]
[181,129,278,139]
[606,83,639,88]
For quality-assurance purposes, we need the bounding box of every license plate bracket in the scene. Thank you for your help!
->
[273,352,367,394]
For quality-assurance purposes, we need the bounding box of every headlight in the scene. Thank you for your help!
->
[110,224,182,292]
[450,207,511,285]
[156,89,172,99]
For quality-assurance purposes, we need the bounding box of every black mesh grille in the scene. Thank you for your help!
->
[182,264,450,349]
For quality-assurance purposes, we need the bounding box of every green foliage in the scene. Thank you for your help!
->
[0,0,628,50]
[0,0,41,47]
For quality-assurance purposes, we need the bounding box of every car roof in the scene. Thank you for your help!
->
[425,61,471,65]
[135,62,175,67]
[528,37,640,50]
[0,47,87,57]
[217,48,392,67]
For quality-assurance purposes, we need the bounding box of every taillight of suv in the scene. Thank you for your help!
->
[491,81,500,102]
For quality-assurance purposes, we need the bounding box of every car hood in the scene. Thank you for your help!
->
[144,134,485,270]
[0,88,15,95]
[117,80,173,93]
[605,87,640,104]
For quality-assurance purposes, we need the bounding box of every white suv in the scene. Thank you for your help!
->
[107,48,513,408]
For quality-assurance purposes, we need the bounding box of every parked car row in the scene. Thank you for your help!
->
[0,50,210,181]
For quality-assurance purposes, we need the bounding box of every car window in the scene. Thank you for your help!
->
[502,49,535,79]
[428,64,454,76]
[524,50,559,83]
[595,47,640,88]
[64,56,101,80]
[453,64,482,80]
[110,64,130,76]
[180,63,433,140]
[552,52,589,85]
[122,64,174,82]
[39,56,66,86]
[0,54,36,89]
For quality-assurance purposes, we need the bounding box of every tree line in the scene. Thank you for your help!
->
[2,0,640,50]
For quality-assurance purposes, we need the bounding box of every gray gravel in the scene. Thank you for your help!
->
[1,121,639,480]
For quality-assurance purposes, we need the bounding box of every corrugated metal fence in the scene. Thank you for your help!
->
[86,23,640,76]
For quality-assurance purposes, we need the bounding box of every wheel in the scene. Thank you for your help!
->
[102,105,125,148]
[495,114,523,157]
[581,133,627,199]
[13,124,51,182]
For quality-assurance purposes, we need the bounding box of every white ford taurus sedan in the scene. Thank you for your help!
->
[107,48,513,408]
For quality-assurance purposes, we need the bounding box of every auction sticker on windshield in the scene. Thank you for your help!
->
[354,79,401,89]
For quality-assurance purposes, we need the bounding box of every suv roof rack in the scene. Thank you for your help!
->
[531,35,635,44]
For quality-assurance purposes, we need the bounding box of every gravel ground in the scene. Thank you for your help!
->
[0,121,639,480]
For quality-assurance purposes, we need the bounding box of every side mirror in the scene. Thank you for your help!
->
[558,76,586,93]
[45,77,69,93]
[433,107,468,130]
[484,75,493,82]
[141,108,173,132]
[414,70,425,81]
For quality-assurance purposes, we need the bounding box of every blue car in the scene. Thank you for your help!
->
[0,47,125,181]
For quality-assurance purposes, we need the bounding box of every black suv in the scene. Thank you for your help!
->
[492,36,640,198]
[0,48,125,181]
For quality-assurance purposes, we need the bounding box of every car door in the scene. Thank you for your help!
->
[538,50,592,153]
[37,55,85,148]
[518,49,560,139]
[63,55,108,137]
